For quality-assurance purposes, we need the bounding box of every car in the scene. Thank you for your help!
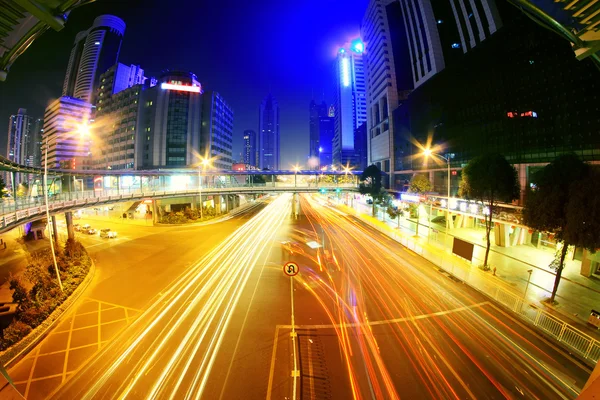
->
[73,223,82,232]
[100,228,117,238]
[82,224,91,230]
[85,228,97,235]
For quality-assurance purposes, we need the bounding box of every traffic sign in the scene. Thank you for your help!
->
[283,262,299,277]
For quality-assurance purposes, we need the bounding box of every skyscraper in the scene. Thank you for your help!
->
[138,71,203,168]
[243,129,257,167]
[259,94,280,170]
[92,64,145,170]
[333,40,367,167]
[318,104,334,168]
[397,0,502,88]
[31,118,44,167]
[362,0,413,186]
[201,90,234,170]
[63,15,126,103]
[6,108,32,166]
[42,97,92,168]
[309,100,321,159]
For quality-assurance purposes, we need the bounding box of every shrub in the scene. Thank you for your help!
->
[9,275,29,308]
[1,321,32,350]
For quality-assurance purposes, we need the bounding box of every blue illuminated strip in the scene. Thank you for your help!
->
[341,57,350,87]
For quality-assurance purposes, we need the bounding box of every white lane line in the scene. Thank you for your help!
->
[278,301,490,330]
[266,325,281,400]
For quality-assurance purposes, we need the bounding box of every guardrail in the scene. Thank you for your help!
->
[0,184,357,231]
[354,209,600,365]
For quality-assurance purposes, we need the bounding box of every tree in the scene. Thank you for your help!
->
[16,183,29,198]
[459,154,520,268]
[0,175,5,198]
[359,164,385,216]
[523,154,591,302]
[408,174,432,194]
[408,174,432,236]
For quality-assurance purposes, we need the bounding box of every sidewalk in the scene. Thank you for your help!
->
[350,200,600,338]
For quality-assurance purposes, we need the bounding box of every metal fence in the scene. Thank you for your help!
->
[356,211,600,365]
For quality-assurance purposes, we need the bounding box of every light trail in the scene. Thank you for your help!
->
[292,194,584,400]
[53,194,293,399]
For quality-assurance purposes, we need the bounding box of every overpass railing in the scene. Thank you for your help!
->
[0,183,357,230]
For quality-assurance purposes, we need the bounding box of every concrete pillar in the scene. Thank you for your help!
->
[455,214,464,228]
[510,227,522,246]
[494,223,510,247]
[65,212,75,241]
[51,215,59,245]
[234,195,240,208]
[214,195,222,215]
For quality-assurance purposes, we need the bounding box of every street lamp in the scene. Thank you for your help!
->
[198,157,212,220]
[423,148,452,245]
[292,165,300,187]
[43,123,90,292]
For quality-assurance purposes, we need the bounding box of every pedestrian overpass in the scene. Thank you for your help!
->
[0,156,361,233]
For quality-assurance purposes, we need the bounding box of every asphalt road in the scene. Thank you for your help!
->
[13,193,592,399]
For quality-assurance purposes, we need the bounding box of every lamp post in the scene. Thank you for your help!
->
[43,123,90,292]
[525,269,533,298]
[198,157,211,220]
[423,148,452,246]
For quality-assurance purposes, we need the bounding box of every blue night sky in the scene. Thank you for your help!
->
[0,0,367,168]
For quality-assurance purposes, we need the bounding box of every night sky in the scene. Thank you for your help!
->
[0,0,367,168]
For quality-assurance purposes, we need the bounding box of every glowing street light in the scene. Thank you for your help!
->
[198,156,214,220]
[422,147,452,243]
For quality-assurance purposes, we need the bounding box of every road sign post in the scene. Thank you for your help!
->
[283,261,299,399]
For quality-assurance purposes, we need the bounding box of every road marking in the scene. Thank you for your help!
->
[23,345,40,398]
[266,325,281,400]
[62,312,76,383]
[278,302,490,329]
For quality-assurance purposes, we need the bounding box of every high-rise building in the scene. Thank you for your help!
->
[138,71,203,168]
[392,1,600,195]
[397,0,502,88]
[6,108,32,166]
[362,0,414,185]
[42,97,92,168]
[309,100,321,159]
[259,94,280,170]
[62,15,126,103]
[201,90,234,170]
[333,40,367,167]
[31,118,44,167]
[318,104,335,168]
[354,122,368,171]
[243,129,257,167]
[92,64,145,170]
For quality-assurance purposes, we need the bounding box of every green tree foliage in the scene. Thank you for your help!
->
[408,174,432,194]
[459,154,520,268]
[523,154,592,302]
[359,164,385,216]
[0,175,6,197]
[16,183,29,198]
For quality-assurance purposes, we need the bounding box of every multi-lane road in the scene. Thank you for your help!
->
[8,194,592,399]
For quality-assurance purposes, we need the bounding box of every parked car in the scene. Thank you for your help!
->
[73,223,81,232]
[82,224,91,230]
[85,227,97,235]
[100,228,117,238]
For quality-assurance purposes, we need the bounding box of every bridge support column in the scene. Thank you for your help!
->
[51,216,59,245]
[234,195,240,209]
[65,212,75,241]
[292,193,300,219]
[214,195,222,215]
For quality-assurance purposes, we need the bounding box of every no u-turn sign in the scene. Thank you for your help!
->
[283,262,299,277]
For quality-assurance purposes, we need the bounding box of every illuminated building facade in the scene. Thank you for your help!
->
[259,94,280,170]
[92,64,145,170]
[243,129,257,167]
[63,15,126,103]
[392,1,600,196]
[42,97,92,169]
[6,108,32,166]
[201,90,234,170]
[139,71,203,168]
[333,39,367,167]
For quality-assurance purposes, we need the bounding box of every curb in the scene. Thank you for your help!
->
[0,250,97,369]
